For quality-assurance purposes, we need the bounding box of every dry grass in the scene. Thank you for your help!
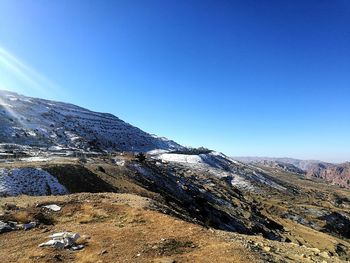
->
[77,204,109,224]
[12,211,32,223]
[0,193,260,263]
[75,253,100,263]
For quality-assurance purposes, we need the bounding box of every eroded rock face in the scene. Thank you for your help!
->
[307,162,350,189]
[235,157,350,189]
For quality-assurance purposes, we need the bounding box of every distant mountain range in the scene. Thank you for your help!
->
[0,90,183,152]
[234,157,350,189]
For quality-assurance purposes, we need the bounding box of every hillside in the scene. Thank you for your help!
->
[0,90,182,152]
[0,193,261,263]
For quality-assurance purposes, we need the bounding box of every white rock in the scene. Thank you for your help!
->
[39,239,65,249]
[40,232,81,249]
[43,204,61,211]
[49,232,80,241]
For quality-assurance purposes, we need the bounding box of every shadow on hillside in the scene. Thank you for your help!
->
[44,164,117,193]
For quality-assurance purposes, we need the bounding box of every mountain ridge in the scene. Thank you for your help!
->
[0,90,183,153]
[234,156,350,189]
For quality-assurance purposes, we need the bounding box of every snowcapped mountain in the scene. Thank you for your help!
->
[0,90,183,152]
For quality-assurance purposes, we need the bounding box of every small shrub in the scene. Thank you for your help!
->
[13,211,32,223]
[172,147,213,155]
[97,166,106,173]
[136,152,146,162]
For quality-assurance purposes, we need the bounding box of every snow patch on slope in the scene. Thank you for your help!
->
[0,168,67,196]
[158,153,206,164]
[157,152,255,190]
[156,152,287,191]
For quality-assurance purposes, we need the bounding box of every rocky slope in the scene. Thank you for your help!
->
[0,90,183,152]
[0,150,290,240]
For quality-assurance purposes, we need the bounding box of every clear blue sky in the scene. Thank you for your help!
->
[0,0,349,162]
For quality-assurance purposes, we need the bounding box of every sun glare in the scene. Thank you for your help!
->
[0,46,61,97]
[0,89,26,127]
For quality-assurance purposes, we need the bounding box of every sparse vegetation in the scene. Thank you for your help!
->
[135,152,146,162]
[12,211,32,224]
[156,239,196,255]
[0,193,259,263]
[77,204,108,224]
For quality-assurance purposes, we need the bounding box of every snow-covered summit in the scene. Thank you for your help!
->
[0,90,183,152]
